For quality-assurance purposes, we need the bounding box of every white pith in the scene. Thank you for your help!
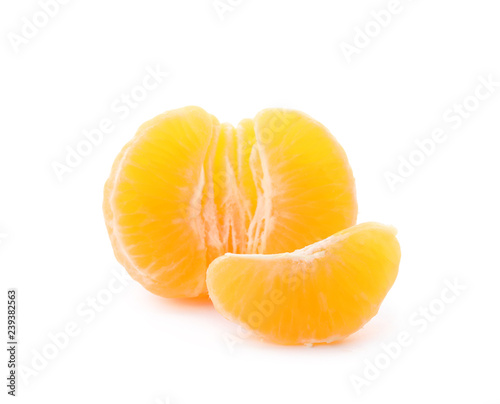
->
[106,110,277,295]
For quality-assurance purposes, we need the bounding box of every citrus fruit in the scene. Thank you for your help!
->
[103,106,357,298]
[206,222,400,345]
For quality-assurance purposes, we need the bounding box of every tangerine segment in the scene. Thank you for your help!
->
[104,106,357,298]
[206,223,401,345]
[103,107,216,298]
[250,109,357,254]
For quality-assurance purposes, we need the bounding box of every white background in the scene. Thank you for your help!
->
[1,0,500,403]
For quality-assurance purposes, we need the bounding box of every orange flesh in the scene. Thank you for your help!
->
[103,106,357,298]
[206,222,401,345]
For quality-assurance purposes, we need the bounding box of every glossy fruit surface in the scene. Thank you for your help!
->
[103,106,357,297]
[207,223,400,345]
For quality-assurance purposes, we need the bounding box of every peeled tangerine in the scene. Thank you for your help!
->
[103,106,357,298]
[207,222,401,345]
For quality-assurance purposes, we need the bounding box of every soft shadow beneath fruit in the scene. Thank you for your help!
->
[168,295,213,308]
